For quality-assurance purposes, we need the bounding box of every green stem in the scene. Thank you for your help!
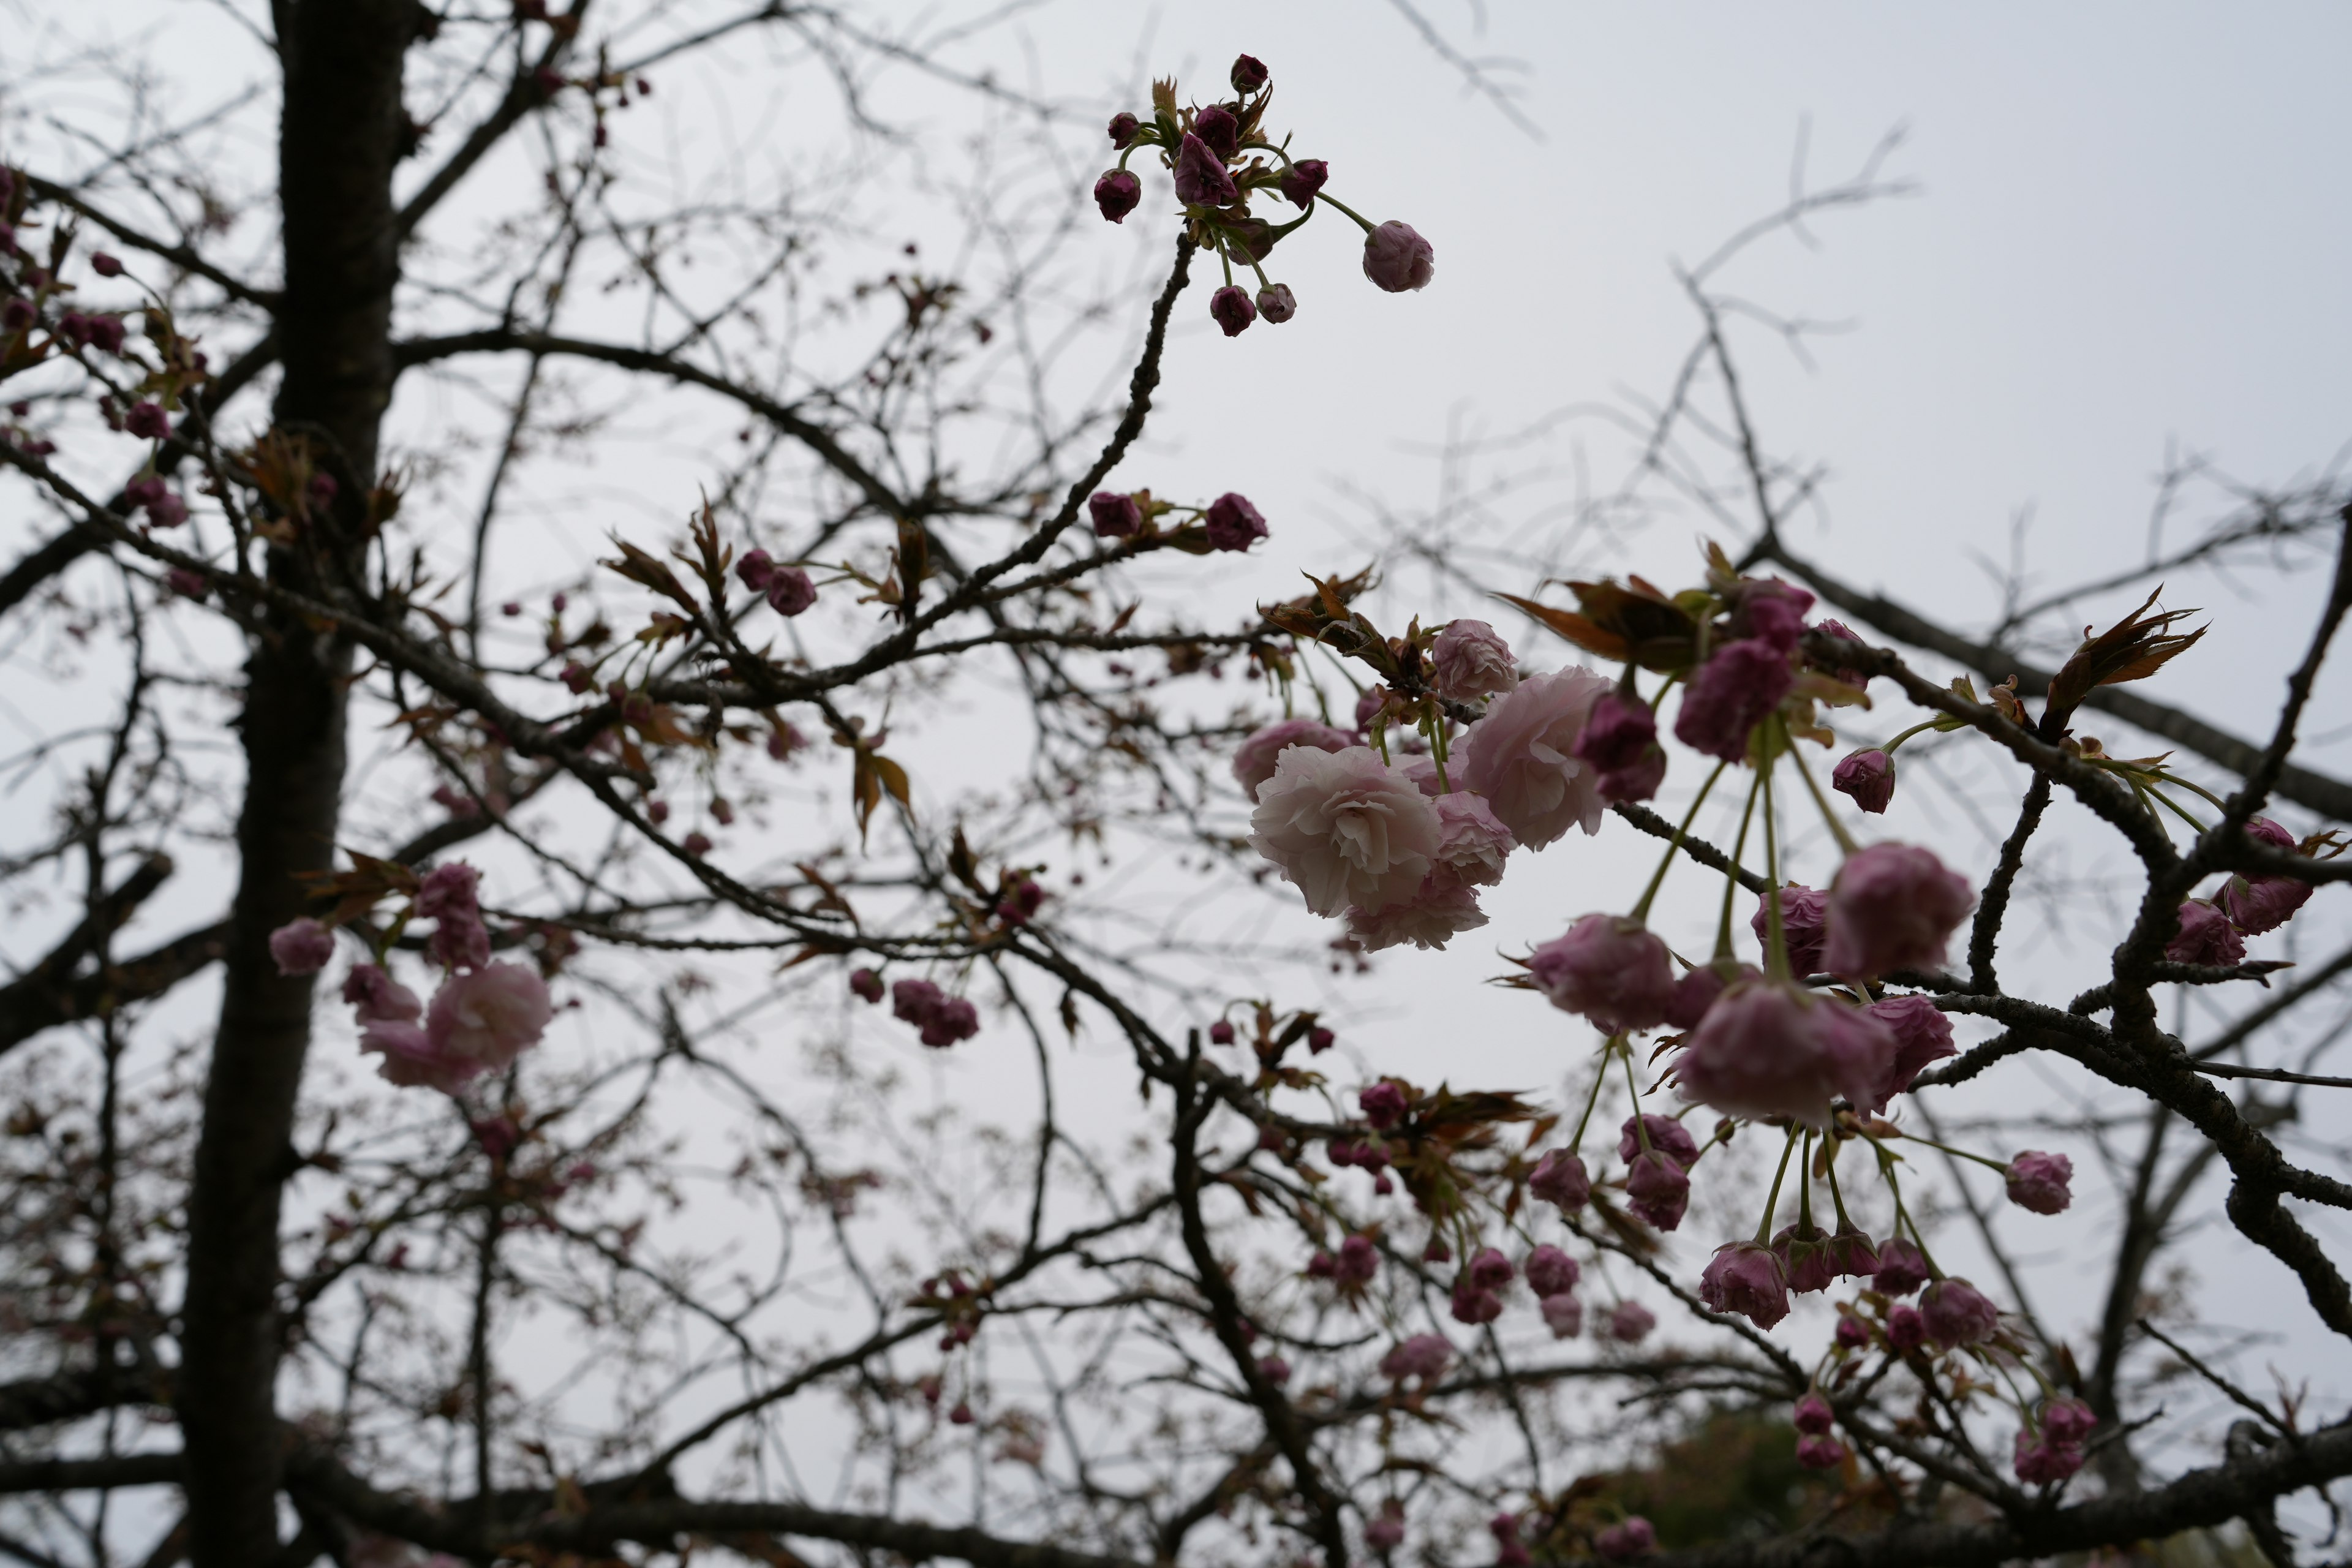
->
[1823,1142,1855,1229]
[2144,782,2211,835]
[1566,1046,1611,1158]
[1879,718,1942,758]
[1714,771,1765,960]
[1754,1125,1801,1245]
[1630,760,1728,923]
[1620,1043,1650,1153]
[1313,189,1378,235]
[1796,1131,1816,1231]
[1787,728,1860,856]
[1761,760,1791,981]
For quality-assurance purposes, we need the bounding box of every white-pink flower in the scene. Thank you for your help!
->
[1673,978,1894,1128]
[1430,791,1515,888]
[1345,880,1489,952]
[1453,666,1611,850]
[425,962,554,1078]
[1232,718,1357,799]
[1430,619,1518,701]
[1250,745,1442,917]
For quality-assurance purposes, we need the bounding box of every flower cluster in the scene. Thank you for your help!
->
[846,967,982,1049]
[1085,486,1269,555]
[270,861,554,1094]
[1093,56,1434,335]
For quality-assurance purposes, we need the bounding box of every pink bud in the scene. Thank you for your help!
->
[1833,749,1897,815]
[1664,958,1754,1031]
[1093,168,1142,223]
[2165,899,2245,966]
[1820,843,1975,979]
[1794,1391,1834,1434]
[1365,1499,1406,1550]
[1203,492,1267,552]
[1623,1149,1690,1232]
[1673,638,1793,761]
[1278,158,1328,209]
[1172,133,1237,206]
[1698,1240,1789,1329]
[1528,1149,1590,1213]
[1885,1303,1926,1352]
[91,252,124,277]
[1254,1354,1291,1385]
[1920,1277,2000,1346]
[1834,1315,1870,1349]
[1607,1301,1656,1344]
[1861,994,1956,1110]
[2013,1430,2086,1485]
[764,567,817,617]
[1335,1234,1380,1286]
[2003,1150,2073,1215]
[1449,1283,1501,1324]
[1255,283,1297,323]
[1528,915,1675,1035]
[736,548,777,591]
[1360,1080,1407,1128]
[1771,1221,1836,1294]
[1306,1025,1335,1053]
[2042,1397,2098,1444]
[1795,1434,1847,1470]
[1525,1244,1579,1298]
[1191,104,1240,159]
[1616,1112,1699,1169]
[1360,221,1434,293]
[1430,619,1518,702]
[1872,1238,1931,1297]
[124,401,170,440]
[1728,577,1815,652]
[268,918,336,976]
[1468,1246,1514,1291]
[1088,490,1142,538]
[850,968,884,1004]
[1378,1333,1452,1381]
[1208,284,1256,337]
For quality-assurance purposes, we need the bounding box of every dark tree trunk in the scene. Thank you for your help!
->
[176,4,412,1562]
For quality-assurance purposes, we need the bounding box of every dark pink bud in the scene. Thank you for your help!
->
[1209,284,1256,336]
[1449,1283,1501,1324]
[1255,1354,1290,1385]
[1539,1291,1584,1338]
[1172,133,1238,206]
[561,661,594,693]
[1795,1434,1847,1470]
[1771,1221,1836,1295]
[91,252,124,277]
[1208,1019,1236,1045]
[1823,1224,1882,1280]
[1360,1080,1406,1128]
[1832,748,1896,813]
[1361,221,1434,292]
[1230,53,1268,93]
[1885,1303,1926,1352]
[1699,1240,1789,1329]
[1861,994,1955,1110]
[2220,870,2311,935]
[948,1400,973,1425]
[1254,282,1297,323]
[1608,1301,1656,1344]
[144,491,188,527]
[1811,619,1871,687]
[1624,1149,1690,1231]
[2013,1430,2087,1485]
[1088,490,1142,537]
[1794,1391,1834,1434]
[682,831,712,858]
[1674,638,1793,761]
[1525,1244,1579,1298]
[1595,1517,1655,1561]
[736,548,778,591]
[1834,1314,1871,1349]
[1422,1237,1451,1264]
[1306,1025,1335,1053]
[1365,1499,1406,1550]
[307,472,339,508]
[850,968,884,1004]
[124,401,170,440]
[1821,843,1975,979]
[1872,1237,1931,1297]
[2004,1150,2073,1214]
[765,567,817,617]
[1328,1138,1357,1168]
[647,799,670,824]
[919,997,979,1048]
[1335,1233,1380,1285]
[1107,111,1140,148]
[166,567,207,599]
[2166,899,2245,967]
[1204,492,1267,552]
[500,601,522,617]
[1468,1246,1514,1291]
[1616,1112,1700,1170]
[892,978,942,1024]
[1093,168,1142,223]
[1305,1250,1335,1279]
[2041,1397,2098,1445]
[1529,914,1675,1034]
[1278,158,1328,209]
[1920,1277,1999,1347]
[1191,105,1240,159]
[1752,883,1830,976]
[1,298,32,333]
[1528,1149,1589,1213]
[471,1115,522,1161]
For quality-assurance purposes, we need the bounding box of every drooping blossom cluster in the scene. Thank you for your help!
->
[1092,56,1434,335]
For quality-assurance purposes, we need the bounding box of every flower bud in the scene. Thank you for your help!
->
[1449,1282,1501,1324]
[1920,1277,1999,1346]
[1378,1333,1452,1381]
[1307,1025,1335,1052]
[1831,748,1896,813]
[1255,1354,1290,1385]
[1795,1434,1847,1471]
[1360,1080,1407,1128]
[125,401,170,440]
[1468,1246,1515,1292]
[1624,1149,1690,1232]
[2014,1430,2087,1485]
[1673,638,1793,761]
[1885,1303,1926,1352]
[1528,1149,1590,1213]
[1335,1233,1380,1286]
[1088,489,1142,538]
[1209,283,1256,337]
[1365,1500,1406,1550]
[1254,282,1296,323]
[2166,899,2245,966]
[1525,1244,1580,1298]
[2041,1397,2098,1445]
[1191,104,1241,159]
[2003,1150,2073,1214]
[1871,1237,1930,1297]
[1728,576,1815,652]
[1772,1221,1837,1295]
[850,968,884,1004]
[1539,1291,1584,1338]
[736,548,777,591]
[91,252,124,277]
[1430,618,1518,701]
[1278,158,1328,209]
[1821,843,1975,979]
[268,918,336,977]
[1172,133,1238,206]
[1699,1240,1790,1329]
[1794,1391,1834,1434]
[1107,111,1140,148]
[1360,220,1434,292]
[1834,1314,1871,1349]
[1230,53,1268,93]
[1608,1301,1656,1344]
[1093,168,1142,224]
[1617,1112,1700,1169]
[1208,1019,1236,1045]
[1203,492,1267,552]
[765,567,817,617]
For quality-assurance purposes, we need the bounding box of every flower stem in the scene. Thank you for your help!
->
[1787,727,1861,856]
[1755,1124,1801,1245]
[1567,1043,1611,1157]
[1824,1142,1855,1229]
[1761,760,1791,981]
[1714,770,1764,960]
[1312,190,1378,235]
[1630,760,1728,924]
[1620,1042,1649,1152]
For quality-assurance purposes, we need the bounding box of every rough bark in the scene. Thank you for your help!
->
[173,4,411,1562]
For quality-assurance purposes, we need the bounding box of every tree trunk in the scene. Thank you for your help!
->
[176,4,411,1562]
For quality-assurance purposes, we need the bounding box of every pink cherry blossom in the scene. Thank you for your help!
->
[344,963,423,1023]
[2004,1150,2073,1214]
[1232,717,1355,799]
[1468,1246,1515,1291]
[1360,1081,1408,1128]
[1428,791,1515,888]
[1378,1333,1453,1382]
[1250,745,1442,918]
[1360,221,1434,292]
[1664,959,1756,1031]
[1832,749,1897,814]
[1819,843,1976,979]
[1795,1434,1847,1470]
[1529,915,1676,1034]
[1861,994,1956,1110]
[2042,1398,2098,1445]
[423,962,553,1080]
[1525,1245,1580,1298]
[1449,1283,1501,1324]
[1617,1112,1700,1169]
[417,862,492,971]
[1624,1150,1691,1231]
[1539,1292,1584,1338]
[2166,899,2245,967]
[268,917,334,976]
[1430,619,1519,701]
[1751,884,1829,976]
[1673,979,1894,1128]
[1344,880,1488,952]
[1673,638,1793,761]
[1453,666,1611,850]
[1885,1303,1927,1351]
[1872,1238,1930,1297]
[1528,1150,1590,1213]
[1728,578,1815,651]
[1699,1240,1789,1329]
[1772,1222,1836,1294]
[1335,1234,1381,1286]
[1793,1391,1834,1434]
[1607,1301,1656,1344]
[2013,1430,2087,1485]
[2218,817,2312,934]
[1920,1277,1999,1346]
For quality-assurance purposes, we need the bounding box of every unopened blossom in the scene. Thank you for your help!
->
[1675,979,1895,1128]
[1250,745,1442,916]
[1885,1303,1926,1352]
[2218,816,2312,934]
[1832,749,1897,814]
[1530,914,1676,1034]
[892,978,944,1025]
[1172,132,1237,206]
[1232,717,1355,799]
[1361,1080,1408,1128]
[1834,1315,1871,1350]
[1107,111,1139,148]
[1454,666,1611,848]
[1449,1282,1502,1324]
[1617,1112,1700,1170]
[1308,1025,1336,1052]
[1664,959,1755,1031]
[1796,1434,1847,1471]
[1191,104,1240,158]
[2166,899,2245,967]
[1430,792,1516,888]
[1700,1241,1790,1329]
[1872,1237,1931,1297]
[344,963,422,1024]
[425,962,554,1076]
[1365,1499,1407,1550]
[1608,1300,1657,1343]
[1526,1244,1580,1298]
[1573,690,1666,802]
[2005,1150,2073,1214]
[1361,221,1435,292]
[1089,490,1142,537]
[91,252,124,277]
[850,968,884,1004]
[1920,1277,2000,1346]
[1811,619,1871,686]
[125,401,171,440]
[1278,157,1328,208]
[1624,1149,1691,1231]
[1254,1354,1291,1386]
[1529,1149,1591,1213]
[1203,491,1267,552]
[735,548,777,591]
[418,862,492,971]
[269,918,335,977]
[1823,1224,1883,1280]
[2014,1430,2087,1485]
[1861,993,1956,1110]
[1210,1020,1237,1046]
[919,996,980,1048]
[1344,878,1488,952]
[1595,1517,1656,1561]
[1335,1234,1381,1286]
[2041,1398,2098,1445]
[1821,843,1977,979]
[1468,1246,1515,1291]
[1209,284,1256,337]
[1539,1292,1585,1338]
[1752,884,1830,976]
[765,567,817,617]
[1772,1221,1836,1294]
[1673,638,1793,761]
[1229,53,1268,92]
[1430,619,1518,701]
[1794,1390,1834,1434]
[1256,283,1297,323]
[1728,577,1815,652]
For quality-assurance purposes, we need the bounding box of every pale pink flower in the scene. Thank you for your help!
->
[2004,1150,2073,1214]
[268,918,334,976]
[1344,880,1488,952]
[344,963,423,1023]
[1232,717,1355,799]
[422,962,553,1080]
[1428,791,1515,888]
[1529,915,1676,1034]
[1453,666,1611,850]
[1429,619,1518,701]
[1862,994,1956,1110]
[1250,745,1442,918]
[1674,979,1894,1128]
[1820,843,1975,979]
